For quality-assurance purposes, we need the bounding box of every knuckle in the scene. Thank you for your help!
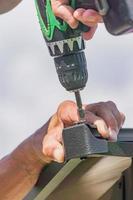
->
[53,8,60,17]
[74,8,86,18]
[60,100,75,106]
[43,142,55,157]
[51,3,62,17]
[97,101,105,106]
[106,101,116,108]
[87,102,105,113]
[97,102,106,111]
[58,100,76,111]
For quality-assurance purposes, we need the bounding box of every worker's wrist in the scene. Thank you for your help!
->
[10,120,52,178]
[10,141,44,180]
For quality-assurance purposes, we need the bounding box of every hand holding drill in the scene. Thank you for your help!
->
[42,101,125,163]
[51,0,102,40]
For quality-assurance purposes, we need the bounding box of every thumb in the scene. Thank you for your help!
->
[43,134,65,163]
[43,123,65,163]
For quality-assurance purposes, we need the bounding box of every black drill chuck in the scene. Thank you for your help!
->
[54,52,88,91]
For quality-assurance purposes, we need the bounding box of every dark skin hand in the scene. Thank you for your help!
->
[0,100,125,199]
[0,0,102,40]
[43,100,125,162]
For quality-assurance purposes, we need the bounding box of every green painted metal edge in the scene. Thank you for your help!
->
[34,158,82,200]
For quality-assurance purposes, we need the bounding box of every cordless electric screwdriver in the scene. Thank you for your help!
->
[35,0,133,120]
[35,0,133,160]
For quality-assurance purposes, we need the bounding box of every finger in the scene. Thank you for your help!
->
[120,112,126,127]
[53,142,64,163]
[48,124,63,143]
[57,100,79,126]
[85,110,110,138]
[82,9,102,24]
[43,131,64,163]
[106,101,124,129]
[85,103,119,131]
[96,109,119,141]
[85,103,119,141]
[43,118,64,163]
[74,9,100,40]
[82,25,97,40]
[51,0,78,28]
[74,9,102,25]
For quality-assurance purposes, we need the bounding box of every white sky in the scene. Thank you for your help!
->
[0,1,133,158]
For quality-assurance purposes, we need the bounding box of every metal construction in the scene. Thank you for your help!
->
[25,128,133,200]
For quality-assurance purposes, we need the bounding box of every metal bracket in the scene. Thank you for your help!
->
[63,123,108,161]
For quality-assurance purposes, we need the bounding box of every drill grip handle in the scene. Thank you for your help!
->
[35,0,98,41]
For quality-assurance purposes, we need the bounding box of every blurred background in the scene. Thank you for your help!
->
[0,1,133,158]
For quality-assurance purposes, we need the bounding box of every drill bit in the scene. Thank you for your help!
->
[74,91,85,122]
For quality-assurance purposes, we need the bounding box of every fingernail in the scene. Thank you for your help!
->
[53,148,63,163]
[94,120,110,138]
[120,123,123,129]
[103,124,110,137]
[109,129,118,142]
